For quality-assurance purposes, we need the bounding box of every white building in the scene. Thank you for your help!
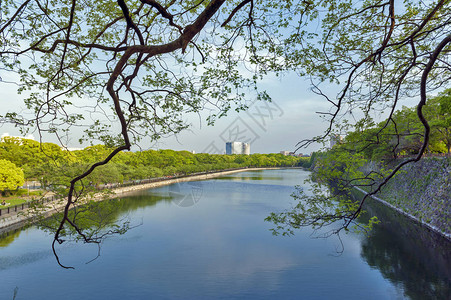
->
[226,141,250,155]
[243,143,250,155]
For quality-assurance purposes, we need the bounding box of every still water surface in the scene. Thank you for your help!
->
[0,169,449,299]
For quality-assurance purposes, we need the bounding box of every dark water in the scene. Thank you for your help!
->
[0,169,449,299]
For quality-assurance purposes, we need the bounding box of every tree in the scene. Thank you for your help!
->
[0,159,24,195]
[1,0,450,266]
[426,89,451,154]
[0,137,68,168]
[266,0,451,236]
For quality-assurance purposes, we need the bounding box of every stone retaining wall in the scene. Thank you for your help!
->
[355,157,451,239]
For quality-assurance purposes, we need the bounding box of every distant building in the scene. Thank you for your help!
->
[226,141,250,155]
[243,143,250,155]
[329,134,343,148]
[280,151,300,157]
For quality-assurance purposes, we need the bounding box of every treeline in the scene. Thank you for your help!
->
[342,89,451,159]
[303,89,451,212]
[0,137,307,192]
[265,92,450,238]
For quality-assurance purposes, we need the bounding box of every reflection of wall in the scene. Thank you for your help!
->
[355,192,451,298]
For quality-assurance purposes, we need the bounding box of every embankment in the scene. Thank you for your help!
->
[357,157,451,239]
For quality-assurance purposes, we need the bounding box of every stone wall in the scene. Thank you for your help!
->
[363,157,451,238]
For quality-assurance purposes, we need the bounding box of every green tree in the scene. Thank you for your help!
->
[0,137,69,169]
[426,89,451,154]
[0,159,25,195]
[280,0,451,235]
[89,163,123,185]
[1,0,450,266]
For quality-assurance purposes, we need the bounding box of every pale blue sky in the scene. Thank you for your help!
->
[1,68,421,155]
[154,72,331,154]
[1,66,333,154]
[0,4,426,155]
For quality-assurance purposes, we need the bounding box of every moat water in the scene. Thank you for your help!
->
[0,169,449,299]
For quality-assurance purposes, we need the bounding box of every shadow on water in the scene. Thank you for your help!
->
[355,190,451,299]
[0,192,173,249]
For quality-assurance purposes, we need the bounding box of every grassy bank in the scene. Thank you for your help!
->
[0,189,45,208]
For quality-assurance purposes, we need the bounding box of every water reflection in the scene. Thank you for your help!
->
[359,197,451,299]
[56,172,450,299]
[0,250,52,271]
[217,175,271,181]
[0,229,21,248]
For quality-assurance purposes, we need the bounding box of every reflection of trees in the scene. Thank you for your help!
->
[37,192,171,243]
[270,178,451,299]
[220,175,271,181]
[0,192,172,268]
[0,230,21,248]
[38,197,130,244]
[112,192,173,213]
[359,199,451,299]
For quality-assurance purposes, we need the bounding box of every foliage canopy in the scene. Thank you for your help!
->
[0,159,24,193]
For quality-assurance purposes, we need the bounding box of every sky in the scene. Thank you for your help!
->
[0,68,332,155]
[0,2,340,156]
[1,56,425,155]
[153,73,331,154]
[1,4,427,156]
[1,2,431,156]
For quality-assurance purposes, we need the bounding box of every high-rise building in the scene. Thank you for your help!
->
[242,143,250,155]
[226,141,250,155]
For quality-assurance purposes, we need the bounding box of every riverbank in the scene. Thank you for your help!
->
[0,167,292,234]
[353,186,451,241]
[309,153,450,240]
[356,157,451,240]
